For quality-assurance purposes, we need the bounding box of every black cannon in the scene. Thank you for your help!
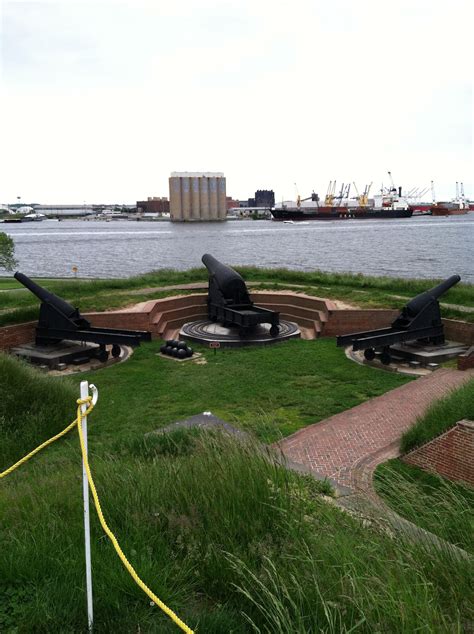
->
[202,254,280,337]
[336,275,461,364]
[14,272,151,361]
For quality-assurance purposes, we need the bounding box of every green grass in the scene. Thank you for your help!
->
[1,353,473,632]
[374,459,474,554]
[1,267,473,326]
[400,378,474,452]
[80,338,411,445]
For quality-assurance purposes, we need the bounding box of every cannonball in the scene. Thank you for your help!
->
[166,339,174,347]
[177,348,187,359]
[185,347,193,357]
[177,341,187,350]
[171,348,180,357]
[160,344,167,354]
[164,346,173,355]
[171,339,180,348]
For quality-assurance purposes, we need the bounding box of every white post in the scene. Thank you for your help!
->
[80,380,94,632]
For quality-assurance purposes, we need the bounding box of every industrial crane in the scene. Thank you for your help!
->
[324,180,337,206]
[294,183,319,208]
[352,182,372,207]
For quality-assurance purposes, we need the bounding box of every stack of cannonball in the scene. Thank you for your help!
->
[160,339,194,360]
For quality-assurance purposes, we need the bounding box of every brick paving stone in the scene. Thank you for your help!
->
[277,368,474,490]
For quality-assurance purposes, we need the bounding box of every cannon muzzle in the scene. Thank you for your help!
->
[202,254,250,304]
[404,274,461,318]
[14,271,79,319]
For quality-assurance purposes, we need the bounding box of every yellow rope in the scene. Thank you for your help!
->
[75,399,194,634]
[1,395,194,634]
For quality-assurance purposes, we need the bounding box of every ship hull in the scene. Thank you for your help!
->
[431,206,469,216]
[271,207,412,221]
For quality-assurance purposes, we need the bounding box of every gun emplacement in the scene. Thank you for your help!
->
[14,272,151,360]
[336,274,461,364]
[202,254,280,337]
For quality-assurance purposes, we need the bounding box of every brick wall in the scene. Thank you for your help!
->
[0,322,36,351]
[457,346,474,371]
[322,310,474,344]
[402,420,474,487]
[322,309,397,337]
[443,319,474,345]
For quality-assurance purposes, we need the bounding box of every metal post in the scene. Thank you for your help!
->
[80,380,94,632]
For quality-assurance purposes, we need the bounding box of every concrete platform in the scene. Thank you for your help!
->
[180,319,300,347]
[11,340,101,369]
[390,340,467,365]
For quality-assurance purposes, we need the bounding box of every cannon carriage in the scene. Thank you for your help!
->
[202,254,280,337]
[336,275,461,365]
[14,272,151,362]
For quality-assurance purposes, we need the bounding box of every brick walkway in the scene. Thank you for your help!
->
[278,368,473,491]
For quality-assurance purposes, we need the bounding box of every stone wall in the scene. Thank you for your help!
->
[402,420,474,487]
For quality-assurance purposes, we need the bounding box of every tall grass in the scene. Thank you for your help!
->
[1,354,473,632]
[0,353,76,468]
[375,459,474,554]
[2,427,473,632]
[401,378,474,452]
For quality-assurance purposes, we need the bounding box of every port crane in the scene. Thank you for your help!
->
[336,183,351,206]
[294,183,318,209]
[352,182,372,207]
[324,180,337,206]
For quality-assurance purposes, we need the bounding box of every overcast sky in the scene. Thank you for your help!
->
[1,0,472,204]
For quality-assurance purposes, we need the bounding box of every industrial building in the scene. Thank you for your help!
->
[136,197,170,214]
[169,172,227,222]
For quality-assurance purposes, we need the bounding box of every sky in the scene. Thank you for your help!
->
[0,0,472,204]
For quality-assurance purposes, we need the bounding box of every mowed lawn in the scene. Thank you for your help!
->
[83,337,411,445]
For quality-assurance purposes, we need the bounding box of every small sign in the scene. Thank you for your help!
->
[209,341,221,349]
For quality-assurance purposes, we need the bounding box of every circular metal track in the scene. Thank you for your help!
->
[180,319,300,347]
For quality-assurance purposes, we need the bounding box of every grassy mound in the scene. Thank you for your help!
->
[375,459,474,553]
[1,352,473,631]
[0,353,76,468]
[401,378,474,452]
[1,266,473,326]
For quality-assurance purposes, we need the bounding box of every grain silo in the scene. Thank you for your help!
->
[181,176,191,221]
[209,176,218,220]
[169,172,226,222]
[169,176,182,221]
[191,177,200,220]
[218,177,227,219]
[199,177,210,220]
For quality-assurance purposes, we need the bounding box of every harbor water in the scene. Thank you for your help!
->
[2,215,473,282]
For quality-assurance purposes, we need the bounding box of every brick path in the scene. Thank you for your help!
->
[278,368,473,491]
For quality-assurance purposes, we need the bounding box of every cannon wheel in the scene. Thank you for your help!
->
[380,349,392,365]
[269,325,280,338]
[112,344,121,358]
[98,346,109,363]
[364,348,376,361]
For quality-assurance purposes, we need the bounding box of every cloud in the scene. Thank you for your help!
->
[0,0,472,203]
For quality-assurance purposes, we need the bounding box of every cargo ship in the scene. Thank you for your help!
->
[271,180,412,221]
[431,202,469,216]
[271,205,412,221]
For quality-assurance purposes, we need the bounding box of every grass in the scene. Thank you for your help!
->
[1,267,473,326]
[374,459,474,554]
[1,353,473,632]
[400,378,474,452]
[77,338,411,445]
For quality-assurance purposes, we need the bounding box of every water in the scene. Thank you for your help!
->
[2,215,473,282]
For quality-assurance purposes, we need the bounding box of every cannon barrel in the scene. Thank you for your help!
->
[201,254,250,303]
[14,271,78,319]
[404,274,461,318]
